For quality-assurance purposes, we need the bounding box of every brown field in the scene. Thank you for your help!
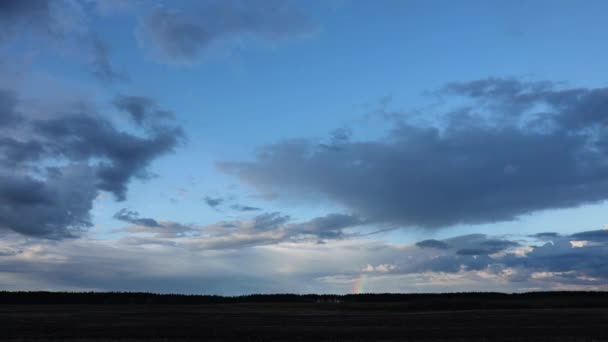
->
[2,304,608,341]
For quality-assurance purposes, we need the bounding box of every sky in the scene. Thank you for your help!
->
[1,0,608,294]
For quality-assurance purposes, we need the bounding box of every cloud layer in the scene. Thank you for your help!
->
[2,225,608,294]
[220,79,608,229]
[113,209,364,249]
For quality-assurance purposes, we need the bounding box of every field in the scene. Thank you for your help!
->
[3,303,608,341]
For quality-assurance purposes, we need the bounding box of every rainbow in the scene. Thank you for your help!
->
[352,273,368,294]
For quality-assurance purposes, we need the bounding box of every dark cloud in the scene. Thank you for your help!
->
[136,0,314,64]
[0,0,52,39]
[435,234,519,256]
[248,212,290,231]
[455,239,519,256]
[0,166,96,238]
[0,247,20,257]
[204,196,224,208]
[531,232,561,239]
[292,213,363,239]
[495,230,608,284]
[113,209,161,228]
[204,196,262,212]
[416,239,449,249]
[319,128,352,151]
[413,254,493,274]
[35,114,182,200]
[220,79,608,229]
[0,137,45,166]
[386,228,608,287]
[115,218,195,239]
[230,204,262,212]
[0,0,125,82]
[568,229,608,243]
[0,88,182,238]
[90,36,128,83]
[329,128,351,143]
[113,95,174,125]
[0,89,21,127]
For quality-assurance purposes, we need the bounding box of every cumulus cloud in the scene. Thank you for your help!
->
[314,227,608,292]
[0,85,182,238]
[33,114,182,200]
[382,228,608,289]
[0,165,96,238]
[136,0,315,64]
[219,79,608,229]
[363,263,397,273]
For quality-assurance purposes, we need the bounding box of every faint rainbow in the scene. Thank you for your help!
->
[352,273,368,294]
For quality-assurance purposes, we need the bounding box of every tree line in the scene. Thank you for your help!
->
[1,291,608,309]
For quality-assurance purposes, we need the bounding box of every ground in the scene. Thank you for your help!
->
[3,303,608,341]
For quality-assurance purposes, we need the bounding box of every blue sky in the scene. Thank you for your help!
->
[1,0,608,294]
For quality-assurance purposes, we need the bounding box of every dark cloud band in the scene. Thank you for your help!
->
[220,79,608,229]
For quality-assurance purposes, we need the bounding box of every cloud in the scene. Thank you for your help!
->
[0,165,97,238]
[362,263,397,273]
[204,196,224,208]
[34,114,182,200]
[219,79,608,229]
[230,204,262,212]
[113,95,174,126]
[455,239,519,256]
[116,211,364,250]
[113,208,161,228]
[416,239,449,249]
[530,232,561,239]
[136,0,315,64]
[0,0,125,82]
[245,212,290,231]
[90,36,128,83]
[116,222,195,239]
[0,0,54,40]
[292,213,363,239]
[0,86,182,238]
[113,209,198,240]
[202,194,262,212]
[496,231,608,285]
[396,229,608,289]
[570,229,608,241]
[3,226,608,293]
[0,88,23,129]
